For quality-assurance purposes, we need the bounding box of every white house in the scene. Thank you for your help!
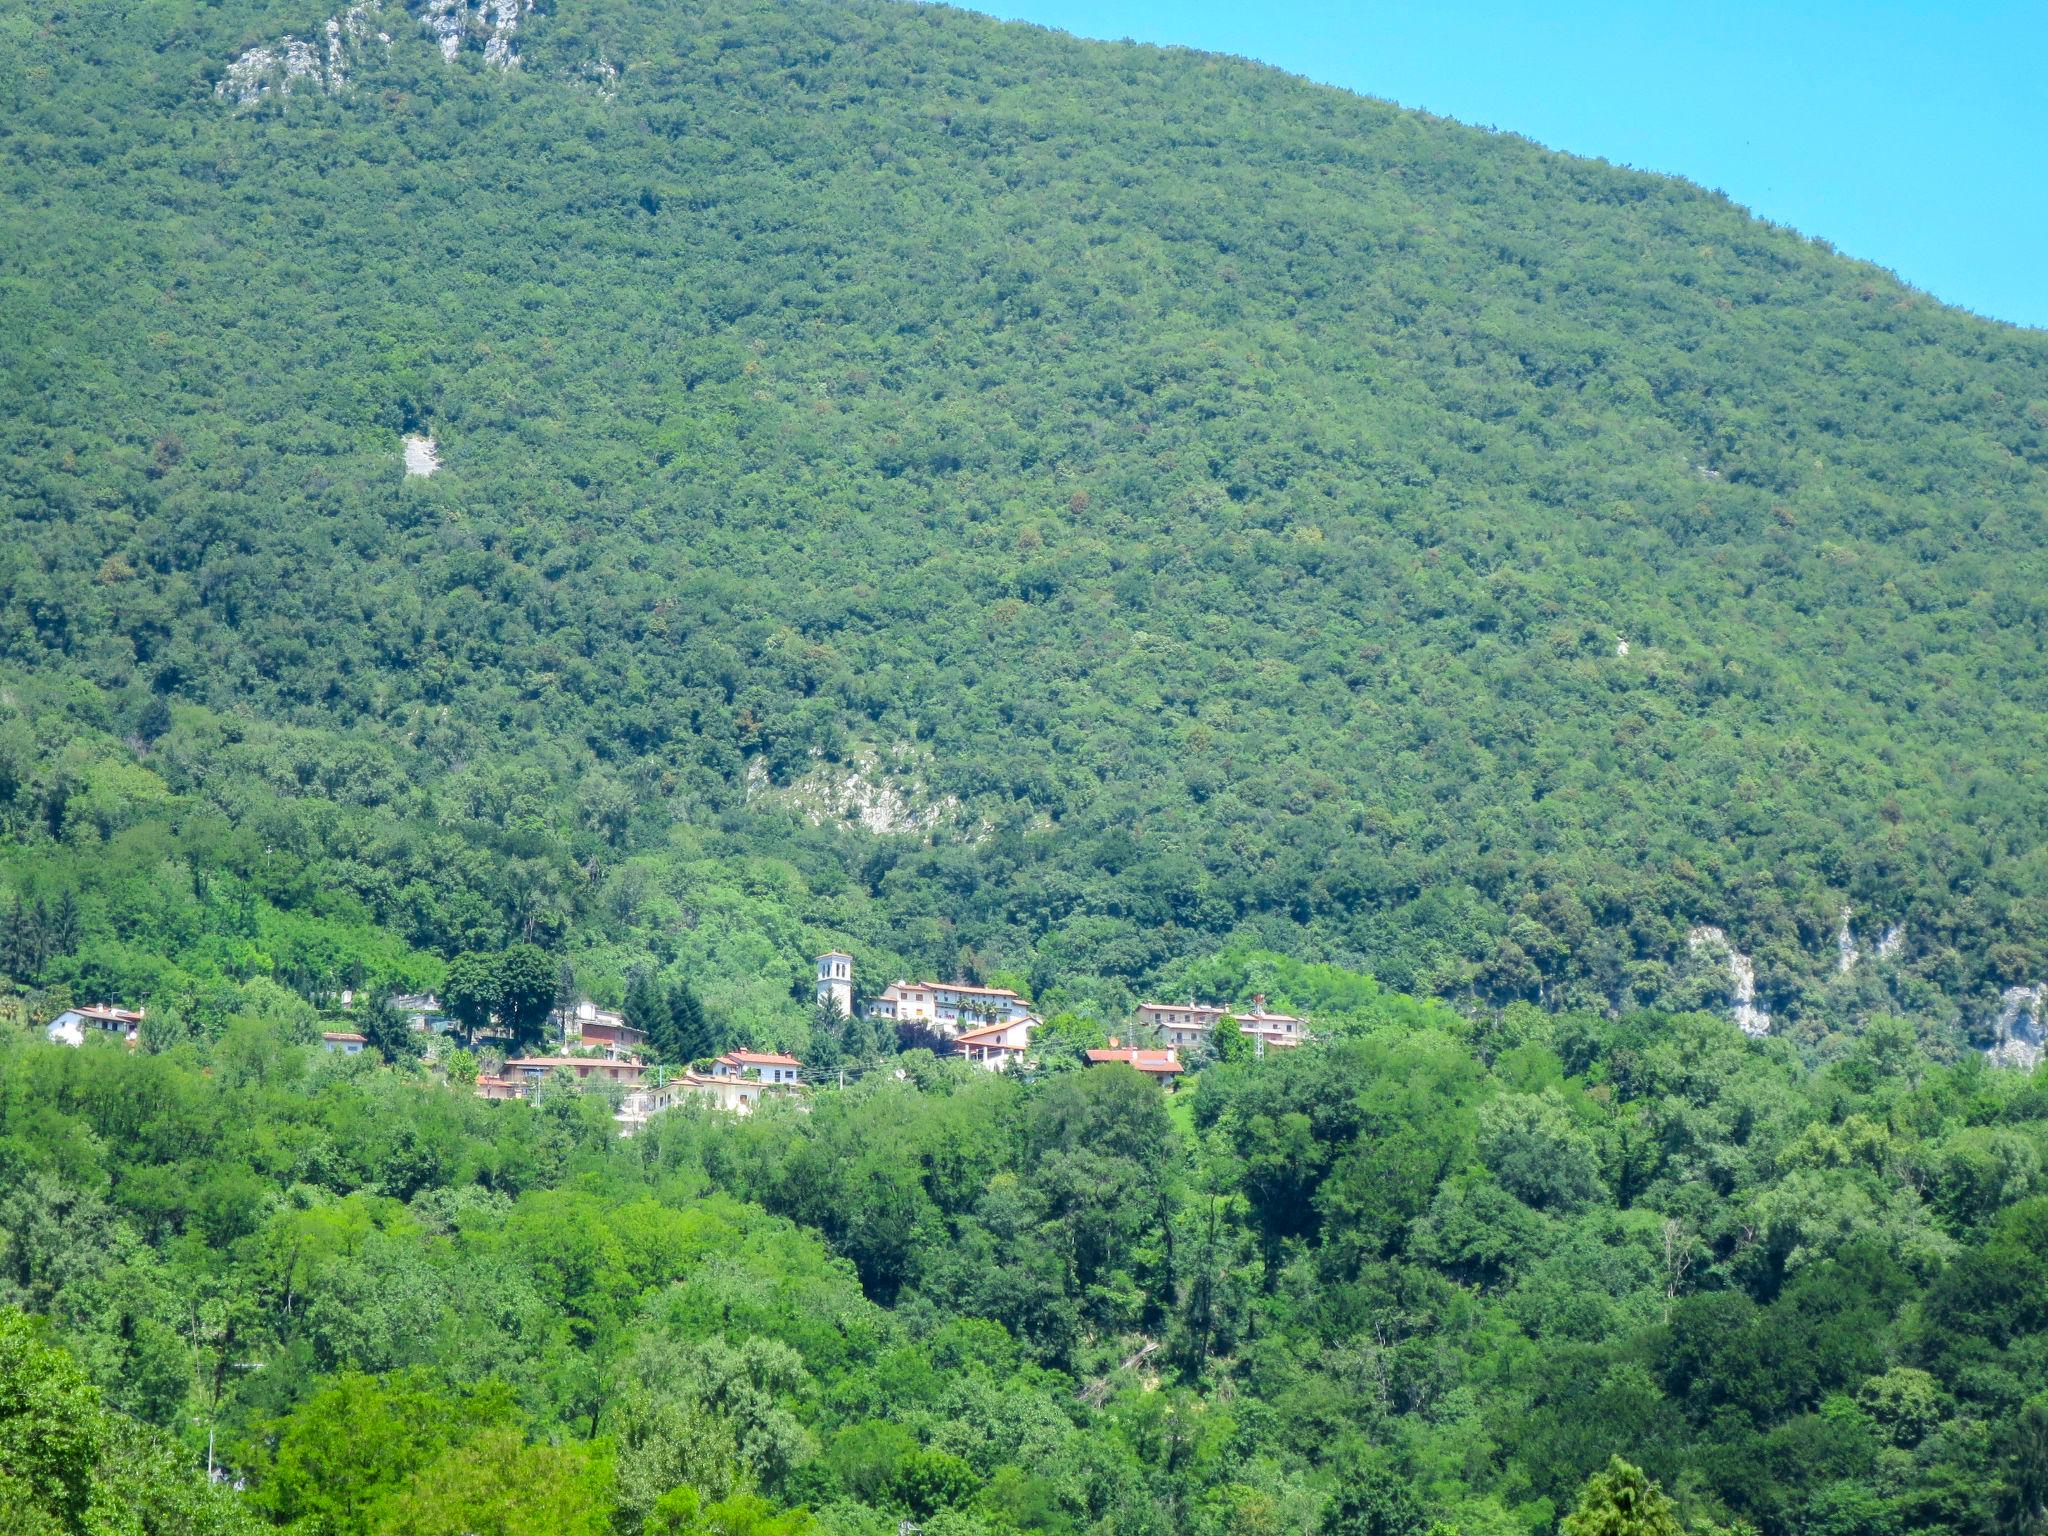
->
[616,1080,684,1135]
[46,1004,143,1048]
[711,1049,803,1086]
[1135,1001,1233,1051]
[617,1055,803,1131]
[866,980,1031,1038]
[1235,997,1308,1053]
[953,1015,1037,1071]
[321,1031,367,1055]
[559,1000,647,1059]
[1134,995,1308,1055]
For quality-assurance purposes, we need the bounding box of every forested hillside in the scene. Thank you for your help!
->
[9,4,2048,1531]
[11,987,2048,1535]
[3,0,2047,1044]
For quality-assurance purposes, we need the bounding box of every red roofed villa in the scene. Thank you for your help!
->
[953,1016,1037,1071]
[711,1049,803,1086]
[46,1004,144,1049]
[1086,1039,1185,1083]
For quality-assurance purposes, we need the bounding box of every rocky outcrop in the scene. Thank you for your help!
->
[216,2,389,106]
[218,0,531,108]
[1835,908,1906,974]
[1986,986,2046,1070]
[417,0,533,68]
[745,745,977,840]
[403,435,440,476]
[1687,925,1771,1037]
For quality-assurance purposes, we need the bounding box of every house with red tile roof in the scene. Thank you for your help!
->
[953,1016,1037,1071]
[866,980,1031,1038]
[1086,1040,1186,1083]
[1134,994,1308,1055]
[556,999,648,1059]
[711,1049,804,1086]
[46,1004,143,1049]
[502,1054,648,1087]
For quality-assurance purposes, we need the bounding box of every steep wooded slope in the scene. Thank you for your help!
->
[3,0,2046,1033]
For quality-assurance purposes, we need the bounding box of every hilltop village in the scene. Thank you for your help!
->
[37,951,1310,1135]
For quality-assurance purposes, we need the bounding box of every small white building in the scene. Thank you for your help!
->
[617,1055,803,1131]
[321,1031,367,1055]
[1235,997,1308,1053]
[616,1080,685,1135]
[953,1015,1037,1071]
[389,994,447,1032]
[815,952,855,1016]
[46,1004,143,1048]
[711,1049,803,1086]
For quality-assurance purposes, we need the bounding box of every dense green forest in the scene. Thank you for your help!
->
[7,0,2048,1530]
[9,985,2048,1534]
[2,0,2046,1045]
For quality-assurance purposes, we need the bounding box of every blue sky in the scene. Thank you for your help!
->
[974,1,2047,331]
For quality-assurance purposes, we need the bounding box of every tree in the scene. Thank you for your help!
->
[665,980,714,1064]
[0,1310,253,1536]
[259,1371,488,1534]
[1209,1016,1255,1067]
[806,1000,846,1077]
[0,896,28,983]
[360,994,420,1063]
[494,945,557,1053]
[644,1489,817,1536]
[441,952,499,1046]
[371,1428,613,1536]
[440,948,556,1052]
[137,696,173,743]
[0,1309,105,1532]
[625,970,668,1047]
[1996,1396,2048,1536]
[1320,1461,1424,1536]
[1561,1457,1684,1536]
[443,1047,479,1089]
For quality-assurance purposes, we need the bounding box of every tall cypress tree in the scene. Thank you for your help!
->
[47,890,80,959]
[667,980,712,1064]
[624,970,668,1056]
[0,895,26,981]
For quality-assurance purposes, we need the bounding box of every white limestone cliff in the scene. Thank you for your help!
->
[220,0,533,108]
[1687,925,1771,1037]
[1986,985,2046,1071]
[216,2,388,106]
[416,0,532,68]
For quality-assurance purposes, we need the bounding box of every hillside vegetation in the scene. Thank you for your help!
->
[9,3,2048,1533]
[10,987,2048,1535]
[3,0,2047,1043]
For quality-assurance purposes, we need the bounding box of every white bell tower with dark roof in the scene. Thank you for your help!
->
[815,951,854,1016]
